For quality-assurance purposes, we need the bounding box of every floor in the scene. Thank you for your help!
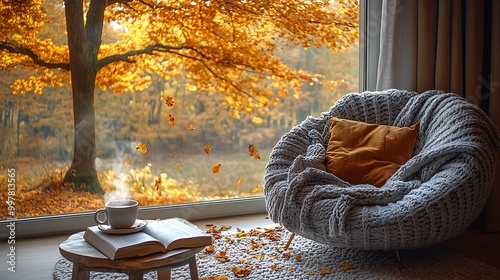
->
[0,213,499,280]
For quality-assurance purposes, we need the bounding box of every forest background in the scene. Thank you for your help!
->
[0,1,358,218]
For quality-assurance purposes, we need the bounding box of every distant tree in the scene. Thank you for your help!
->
[0,0,358,193]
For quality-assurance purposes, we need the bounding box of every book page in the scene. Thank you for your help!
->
[88,226,159,249]
[142,219,210,250]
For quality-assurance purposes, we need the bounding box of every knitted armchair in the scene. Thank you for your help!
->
[263,90,500,250]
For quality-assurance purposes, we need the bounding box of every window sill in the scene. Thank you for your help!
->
[0,196,267,239]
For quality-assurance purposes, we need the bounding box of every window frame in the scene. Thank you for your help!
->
[0,1,369,239]
[0,197,266,238]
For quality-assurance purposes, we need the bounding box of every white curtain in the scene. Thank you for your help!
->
[366,0,500,232]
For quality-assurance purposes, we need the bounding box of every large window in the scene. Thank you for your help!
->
[0,0,360,237]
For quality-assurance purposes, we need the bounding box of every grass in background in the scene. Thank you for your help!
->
[0,150,270,219]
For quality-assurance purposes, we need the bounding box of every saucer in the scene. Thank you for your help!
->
[98,219,148,234]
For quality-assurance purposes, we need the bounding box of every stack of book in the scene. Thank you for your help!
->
[83,218,212,260]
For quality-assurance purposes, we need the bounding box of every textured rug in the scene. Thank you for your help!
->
[54,226,500,280]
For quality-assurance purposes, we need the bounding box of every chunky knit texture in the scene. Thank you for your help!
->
[263,89,500,250]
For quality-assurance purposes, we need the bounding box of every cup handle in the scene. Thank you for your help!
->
[94,208,107,224]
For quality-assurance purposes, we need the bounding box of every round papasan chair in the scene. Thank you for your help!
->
[263,89,500,250]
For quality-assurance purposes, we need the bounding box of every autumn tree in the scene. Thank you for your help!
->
[0,0,358,193]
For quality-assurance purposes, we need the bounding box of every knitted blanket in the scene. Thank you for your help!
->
[264,89,500,250]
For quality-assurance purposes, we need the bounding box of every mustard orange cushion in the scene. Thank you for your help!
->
[325,117,419,187]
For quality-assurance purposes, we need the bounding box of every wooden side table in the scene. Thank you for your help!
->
[59,231,204,280]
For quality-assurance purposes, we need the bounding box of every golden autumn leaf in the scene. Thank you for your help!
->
[252,185,262,193]
[252,254,264,259]
[320,268,332,276]
[212,163,222,173]
[248,144,260,160]
[231,265,252,278]
[135,142,149,154]
[200,276,228,280]
[220,225,232,231]
[154,177,161,191]
[216,249,230,263]
[175,163,181,168]
[306,270,315,275]
[204,245,215,254]
[343,261,351,271]
[188,123,194,131]
[168,114,175,126]
[163,96,174,107]
[204,144,213,155]
[235,178,244,186]
[2,0,359,197]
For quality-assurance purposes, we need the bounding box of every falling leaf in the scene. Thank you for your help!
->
[204,144,213,155]
[154,177,161,191]
[188,123,194,131]
[175,163,181,168]
[252,185,262,193]
[235,178,244,186]
[124,161,130,167]
[212,163,222,173]
[168,114,175,126]
[248,144,261,160]
[135,142,149,154]
[164,96,174,107]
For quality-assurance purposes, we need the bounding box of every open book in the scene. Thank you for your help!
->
[83,218,212,260]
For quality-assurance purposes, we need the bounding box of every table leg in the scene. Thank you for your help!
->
[71,263,90,280]
[157,269,171,280]
[128,270,144,280]
[188,256,199,280]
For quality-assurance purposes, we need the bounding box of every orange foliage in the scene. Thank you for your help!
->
[1,0,358,113]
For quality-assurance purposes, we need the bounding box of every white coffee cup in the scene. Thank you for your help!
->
[94,199,139,229]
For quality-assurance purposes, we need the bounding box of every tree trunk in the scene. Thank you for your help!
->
[64,80,102,194]
[62,0,106,194]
